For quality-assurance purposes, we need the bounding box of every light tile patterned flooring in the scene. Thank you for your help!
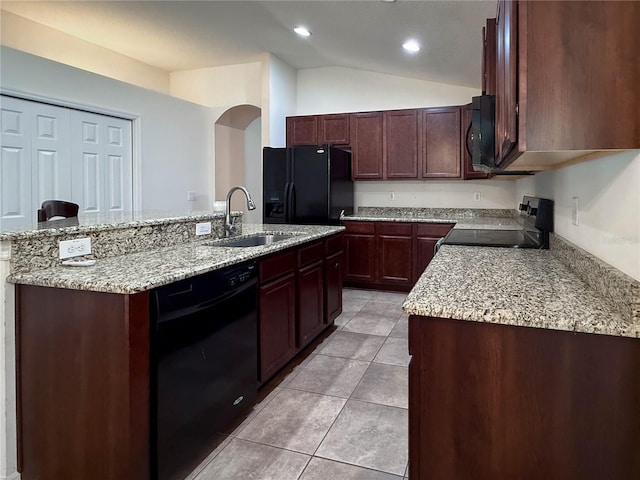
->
[187,288,410,480]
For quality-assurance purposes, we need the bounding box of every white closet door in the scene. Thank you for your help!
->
[32,103,72,210]
[0,97,33,229]
[71,111,133,215]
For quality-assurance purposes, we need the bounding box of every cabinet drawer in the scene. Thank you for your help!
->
[260,250,296,283]
[415,223,455,238]
[343,221,375,234]
[298,241,324,267]
[325,233,343,255]
[376,222,413,236]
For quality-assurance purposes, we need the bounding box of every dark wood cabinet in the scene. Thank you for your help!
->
[343,221,376,282]
[259,272,297,382]
[383,110,420,179]
[286,115,317,146]
[492,1,640,168]
[324,233,344,323]
[325,251,343,322]
[461,103,490,180]
[286,114,349,147]
[350,112,384,179]
[297,260,325,348]
[495,0,518,164]
[409,315,640,480]
[17,286,150,480]
[482,18,497,96]
[318,114,350,145]
[413,223,454,283]
[421,107,462,178]
[296,241,325,349]
[344,221,452,291]
[375,222,413,288]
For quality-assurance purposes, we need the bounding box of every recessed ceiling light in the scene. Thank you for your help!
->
[294,26,311,37]
[402,39,421,53]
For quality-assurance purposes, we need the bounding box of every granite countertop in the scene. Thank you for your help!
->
[7,224,344,294]
[0,210,228,240]
[403,245,640,338]
[342,207,522,230]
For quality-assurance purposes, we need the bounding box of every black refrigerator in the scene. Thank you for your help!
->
[263,145,354,225]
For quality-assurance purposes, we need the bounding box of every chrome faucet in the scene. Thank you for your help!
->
[224,186,256,237]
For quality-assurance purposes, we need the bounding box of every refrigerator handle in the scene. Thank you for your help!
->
[287,183,296,223]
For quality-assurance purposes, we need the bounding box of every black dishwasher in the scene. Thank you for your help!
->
[149,261,258,480]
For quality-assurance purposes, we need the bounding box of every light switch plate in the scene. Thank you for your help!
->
[571,196,579,225]
[195,222,212,236]
[59,237,92,259]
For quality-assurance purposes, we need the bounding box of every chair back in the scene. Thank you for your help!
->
[37,200,80,222]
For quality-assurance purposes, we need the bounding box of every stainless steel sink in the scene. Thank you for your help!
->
[206,233,297,248]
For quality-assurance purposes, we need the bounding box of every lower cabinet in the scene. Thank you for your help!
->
[408,315,640,480]
[258,233,344,384]
[344,221,453,291]
[259,272,297,382]
[413,223,455,283]
[376,222,413,288]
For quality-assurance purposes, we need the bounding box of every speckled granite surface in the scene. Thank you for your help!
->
[403,245,640,338]
[0,210,233,240]
[343,207,521,230]
[7,224,344,294]
[551,234,640,324]
[7,212,242,274]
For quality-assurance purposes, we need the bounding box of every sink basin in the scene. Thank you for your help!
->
[207,233,297,248]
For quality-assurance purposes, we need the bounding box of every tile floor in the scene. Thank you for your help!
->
[186,288,410,480]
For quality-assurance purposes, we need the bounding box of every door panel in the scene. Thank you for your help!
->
[292,146,329,223]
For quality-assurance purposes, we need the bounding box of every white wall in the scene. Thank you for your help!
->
[170,62,262,110]
[297,66,480,114]
[266,54,297,147]
[296,66,516,210]
[1,10,170,94]
[244,117,263,223]
[516,151,640,281]
[1,46,215,212]
[356,179,516,210]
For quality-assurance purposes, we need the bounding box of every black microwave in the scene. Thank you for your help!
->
[467,94,496,172]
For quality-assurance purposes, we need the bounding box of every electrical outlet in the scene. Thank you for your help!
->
[571,196,579,226]
[389,192,395,200]
[59,237,92,260]
[195,222,212,236]
[474,192,481,202]
[187,191,197,201]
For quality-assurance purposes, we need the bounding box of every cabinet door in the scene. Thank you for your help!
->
[461,103,489,180]
[384,110,419,179]
[297,260,325,349]
[325,251,343,323]
[414,237,438,283]
[344,233,375,283]
[286,116,318,146]
[495,0,518,163]
[259,273,297,382]
[318,114,350,145]
[483,18,497,96]
[350,112,384,179]
[376,224,413,287]
[421,107,462,178]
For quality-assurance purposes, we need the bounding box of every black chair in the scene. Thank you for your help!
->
[37,200,79,222]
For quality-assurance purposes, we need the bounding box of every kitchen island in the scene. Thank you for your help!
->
[2,212,344,480]
[403,237,640,479]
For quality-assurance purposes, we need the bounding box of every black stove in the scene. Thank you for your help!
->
[441,196,554,249]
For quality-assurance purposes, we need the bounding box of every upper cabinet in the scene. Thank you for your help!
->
[286,114,350,147]
[383,109,420,179]
[350,112,384,179]
[318,114,350,145]
[495,0,640,170]
[482,18,497,96]
[421,107,462,179]
[286,115,317,146]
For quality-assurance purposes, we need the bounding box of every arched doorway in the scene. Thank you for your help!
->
[214,104,262,222]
